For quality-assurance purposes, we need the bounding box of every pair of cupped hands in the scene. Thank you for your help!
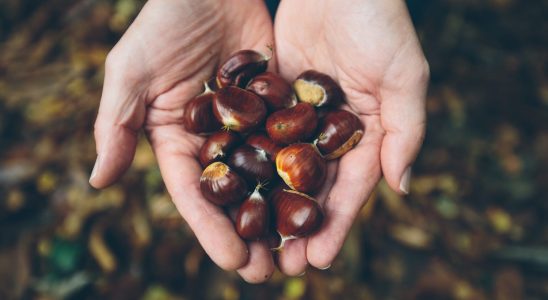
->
[89,0,429,283]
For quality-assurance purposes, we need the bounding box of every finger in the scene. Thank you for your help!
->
[315,160,339,205]
[237,241,275,283]
[380,58,429,194]
[306,116,383,269]
[89,55,146,188]
[148,125,248,270]
[276,238,308,276]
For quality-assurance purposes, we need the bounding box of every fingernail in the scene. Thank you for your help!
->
[297,271,306,277]
[318,264,331,270]
[399,166,412,194]
[89,156,100,183]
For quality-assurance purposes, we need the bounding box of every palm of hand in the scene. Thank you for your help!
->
[272,0,429,273]
[91,0,276,280]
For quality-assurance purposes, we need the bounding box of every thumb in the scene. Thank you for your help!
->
[89,54,147,188]
[380,59,429,194]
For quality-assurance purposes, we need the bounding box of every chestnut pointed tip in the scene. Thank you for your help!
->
[202,80,213,94]
[270,233,297,252]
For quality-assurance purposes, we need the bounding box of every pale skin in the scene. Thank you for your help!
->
[90,0,429,283]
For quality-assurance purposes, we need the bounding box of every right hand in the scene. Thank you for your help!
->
[89,0,276,283]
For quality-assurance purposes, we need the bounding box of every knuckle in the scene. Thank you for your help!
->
[420,56,431,82]
[104,47,121,73]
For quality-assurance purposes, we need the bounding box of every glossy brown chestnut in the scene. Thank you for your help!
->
[216,49,270,88]
[245,133,283,161]
[213,86,267,133]
[200,162,248,206]
[182,83,222,134]
[246,72,297,111]
[293,70,345,107]
[235,185,270,240]
[265,103,318,145]
[271,189,324,249]
[227,145,275,184]
[276,143,327,194]
[315,109,364,159]
[198,130,241,167]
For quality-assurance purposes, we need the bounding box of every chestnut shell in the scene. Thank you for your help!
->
[200,162,248,206]
[266,103,318,145]
[216,49,269,88]
[198,130,241,167]
[182,89,222,134]
[275,143,327,194]
[227,145,275,184]
[293,70,345,107]
[246,72,297,111]
[235,188,270,240]
[245,133,282,161]
[315,109,364,159]
[272,189,324,239]
[213,86,267,133]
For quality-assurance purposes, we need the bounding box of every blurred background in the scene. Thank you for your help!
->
[1,0,547,299]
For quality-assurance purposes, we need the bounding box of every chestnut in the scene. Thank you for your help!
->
[206,76,219,92]
[266,103,318,145]
[276,143,327,194]
[245,133,283,161]
[271,189,324,249]
[315,109,364,159]
[293,70,345,107]
[216,49,271,88]
[235,185,270,240]
[246,72,297,111]
[227,145,275,184]
[213,86,267,133]
[182,83,222,134]
[198,130,241,167]
[200,162,248,206]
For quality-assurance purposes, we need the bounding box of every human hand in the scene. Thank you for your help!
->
[274,0,430,274]
[89,0,277,282]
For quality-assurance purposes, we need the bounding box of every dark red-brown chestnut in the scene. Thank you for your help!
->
[200,162,248,206]
[275,143,327,194]
[246,72,297,111]
[213,86,267,133]
[235,185,270,240]
[271,189,324,249]
[216,49,270,88]
[266,103,318,145]
[227,145,275,184]
[245,133,283,161]
[198,130,241,167]
[182,83,222,134]
[293,70,345,107]
[315,109,364,159]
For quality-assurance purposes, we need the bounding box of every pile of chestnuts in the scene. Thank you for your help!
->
[183,48,364,249]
